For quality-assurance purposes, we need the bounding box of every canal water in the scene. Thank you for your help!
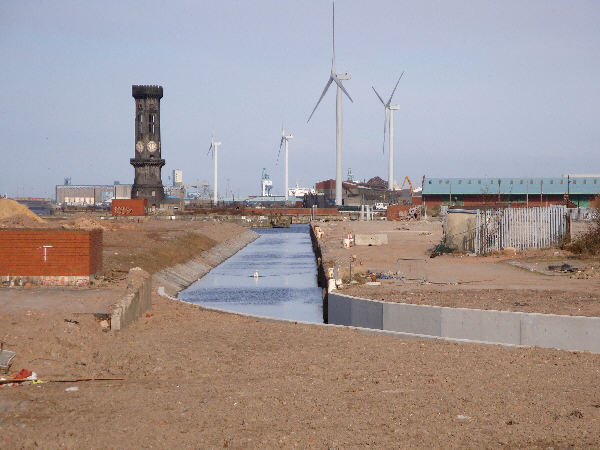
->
[179,224,323,323]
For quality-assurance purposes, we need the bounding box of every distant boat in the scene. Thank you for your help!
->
[287,184,316,202]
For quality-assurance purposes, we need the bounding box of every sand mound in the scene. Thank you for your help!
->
[60,213,107,230]
[0,199,45,225]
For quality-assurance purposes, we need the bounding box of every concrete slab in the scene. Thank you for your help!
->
[383,302,442,336]
[520,313,600,353]
[328,293,352,326]
[329,292,600,353]
[442,308,521,345]
[350,296,383,330]
[354,234,388,246]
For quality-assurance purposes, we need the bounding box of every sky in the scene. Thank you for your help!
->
[1,0,599,199]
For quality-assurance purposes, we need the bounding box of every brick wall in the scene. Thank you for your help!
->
[111,198,147,216]
[386,205,413,221]
[0,229,103,277]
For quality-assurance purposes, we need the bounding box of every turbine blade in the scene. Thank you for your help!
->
[307,77,334,122]
[207,143,213,156]
[387,70,404,105]
[372,86,385,105]
[332,2,335,70]
[333,75,353,102]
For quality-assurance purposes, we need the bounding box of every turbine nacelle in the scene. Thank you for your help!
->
[372,71,405,153]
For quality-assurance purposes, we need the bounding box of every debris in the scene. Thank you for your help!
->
[0,343,16,374]
[64,318,80,325]
[456,414,471,420]
[0,369,38,386]
[65,386,79,392]
[513,301,529,307]
[569,410,583,419]
[14,369,33,380]
[99,320,110,329]
[548,263,577,273]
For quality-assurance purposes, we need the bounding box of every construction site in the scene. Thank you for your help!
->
[3,1,600,447]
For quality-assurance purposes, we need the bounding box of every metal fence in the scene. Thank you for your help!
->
[395,258,428,283]
[474,206,566,254]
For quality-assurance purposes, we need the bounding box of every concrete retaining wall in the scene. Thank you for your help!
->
[154,229,259,297]
[110,229,259,330]
[111,268,152,331]
[329,292,600,353]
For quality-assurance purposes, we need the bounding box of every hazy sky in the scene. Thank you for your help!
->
[1,0,599,198]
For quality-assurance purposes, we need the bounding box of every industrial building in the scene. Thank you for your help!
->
[316,178,410,206]
[55,184,131,206]
[421,175,600,209]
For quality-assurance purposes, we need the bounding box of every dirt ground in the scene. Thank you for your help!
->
[2,216,600,447]
[318,219,600,316]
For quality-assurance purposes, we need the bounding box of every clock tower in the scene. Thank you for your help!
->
[130,85,165,207]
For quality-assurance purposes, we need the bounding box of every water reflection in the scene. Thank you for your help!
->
[179,224,323,323]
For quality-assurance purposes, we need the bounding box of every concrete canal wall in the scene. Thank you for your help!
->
[328,292,600,353]
[154,228,260,297]
[110,228,259,330]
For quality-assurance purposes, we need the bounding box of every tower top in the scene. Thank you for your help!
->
[132,85,163,99]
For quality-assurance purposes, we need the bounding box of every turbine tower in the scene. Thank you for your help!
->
[307,2,353,206]
[207,134,222,204]
[277,125,293,202]
[372,71,404,191]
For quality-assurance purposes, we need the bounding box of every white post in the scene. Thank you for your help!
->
[285,139,289,202]
[388,108,394,191]
[213,145,218,204]
[335,84,343,206]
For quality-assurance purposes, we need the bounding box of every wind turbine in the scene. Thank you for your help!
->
[207,134,222,204]
[277,125,293,202]
[307,1,353,206]
[372,71,404,191]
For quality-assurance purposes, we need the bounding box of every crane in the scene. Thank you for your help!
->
[400,176,413,194]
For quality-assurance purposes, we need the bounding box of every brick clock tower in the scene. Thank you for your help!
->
[131,85,165,207]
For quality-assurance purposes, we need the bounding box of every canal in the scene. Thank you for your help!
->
[178,224,323,323]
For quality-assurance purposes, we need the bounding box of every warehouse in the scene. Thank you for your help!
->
[422,175,600,210]
[55,184,131,206]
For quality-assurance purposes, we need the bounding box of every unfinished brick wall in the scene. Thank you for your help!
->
[386,205,413,221]
[0,229,103,277]
[111,199,147,216]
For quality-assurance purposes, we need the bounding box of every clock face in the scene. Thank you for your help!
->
[135,141,144,152]
[147,141,158,152]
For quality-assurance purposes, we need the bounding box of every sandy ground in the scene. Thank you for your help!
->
[3,294,600,448]
[2,217,600,447]
[318,219,600,316]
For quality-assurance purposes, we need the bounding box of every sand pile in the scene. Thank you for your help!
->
[60,213,107,230]
[0,199,45,227]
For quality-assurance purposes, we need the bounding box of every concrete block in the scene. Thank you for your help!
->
[383,303,442,336]
[520,313,600,353]
[350,296,383,330]
[328,293,352,326]
[354,234,388,246]
[441,308,521,345]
